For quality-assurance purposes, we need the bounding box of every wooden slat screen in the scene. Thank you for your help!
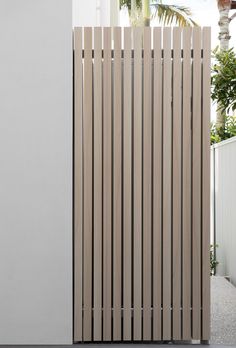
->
[74,26,211,343]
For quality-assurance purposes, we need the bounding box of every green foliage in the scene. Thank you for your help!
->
[210,244,219,276]
[211,115,236,144]
[120,0,142,10]
[120,0,198,27]
[211,47,236,114]
[151,3,198,27]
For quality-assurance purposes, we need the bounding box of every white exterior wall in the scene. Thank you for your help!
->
[73,0,119,27]
[213,137,236,286]
[0,0,72,344]
[211,147,215,245]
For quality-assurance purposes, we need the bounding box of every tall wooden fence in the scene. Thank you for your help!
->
[74,26,211,343]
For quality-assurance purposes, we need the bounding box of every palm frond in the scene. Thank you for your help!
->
[151,3,198,27]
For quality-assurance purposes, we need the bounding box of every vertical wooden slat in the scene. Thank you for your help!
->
[83,27,93,341]
[74,26,211,344]
[202,27,211,341]
[93,27,102,341]
[103,27,112,341]
[74,27,83,342]
[143,26,152,341]
[182,27,192,340]
[153,27,162,341]
[133,26,143,341]
[123,26,132,341]
[172,27,182,341]
[162,27,172,341]
[113,26,122,341]
[192,27,202,340]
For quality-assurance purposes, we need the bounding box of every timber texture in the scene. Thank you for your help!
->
[74,26,211,343]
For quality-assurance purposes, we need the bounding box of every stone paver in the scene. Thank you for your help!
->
[211,276,236,345]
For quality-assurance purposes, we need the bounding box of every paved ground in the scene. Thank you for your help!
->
[0,343,230,348]
[211,276,236,345]
[0,343,232,348]
[4,277,236,347]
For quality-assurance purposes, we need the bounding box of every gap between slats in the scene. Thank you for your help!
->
[74,27,211,343]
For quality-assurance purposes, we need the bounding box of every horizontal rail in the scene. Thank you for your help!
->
[75,49,204,59]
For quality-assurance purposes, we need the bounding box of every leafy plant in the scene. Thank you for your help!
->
[211,115,236,144]
[210,244,219,276]
[151,3,198,27]
[120,0,197,27]
[211,47,236,115]
[120,0,142,10]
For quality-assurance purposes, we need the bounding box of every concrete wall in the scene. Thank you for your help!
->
[213,137,236,286]
[73,0,119,26]
[0,0,72,344]
[211,147,215,245]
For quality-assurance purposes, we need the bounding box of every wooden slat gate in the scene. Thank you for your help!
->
[74,27,211,343]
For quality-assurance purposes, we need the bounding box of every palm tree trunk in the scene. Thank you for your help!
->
[131,0,137,23]
[218,0,231,50]
[142,0,150,26]
[217,0,231,128]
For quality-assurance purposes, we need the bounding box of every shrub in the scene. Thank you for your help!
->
[211,47,236,115]
[211,115,236,144]
[210,244,219,276]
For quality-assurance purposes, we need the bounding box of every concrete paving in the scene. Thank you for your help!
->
[211,276,236,345]
[0,343,233,348]
[3,277,236,347]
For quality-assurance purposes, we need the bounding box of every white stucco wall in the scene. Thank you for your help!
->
[0,0,72,344]
[73,0,119,27]
[213,137,236,286]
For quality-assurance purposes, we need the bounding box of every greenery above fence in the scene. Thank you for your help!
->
[211,115,236,144]
[211,47,236,116]
[211,47,236,144]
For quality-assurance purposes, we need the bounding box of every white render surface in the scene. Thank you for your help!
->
[73,0,119,27]
[213,137,236,286]
[0,0,72,344]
